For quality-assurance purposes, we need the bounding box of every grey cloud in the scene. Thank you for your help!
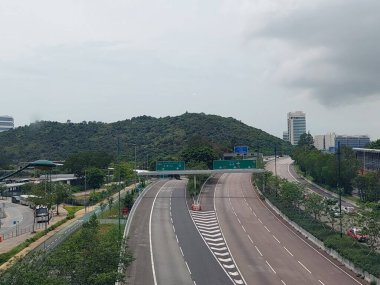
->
[251,0,380,106]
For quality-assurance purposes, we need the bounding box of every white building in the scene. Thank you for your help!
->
[287,111,306,145]
[283,131,289,142]
[314,133,336,151]
[0,115,14,132]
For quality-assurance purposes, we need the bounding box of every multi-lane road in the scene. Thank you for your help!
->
[265,156,355,208]
[124,174,367,285]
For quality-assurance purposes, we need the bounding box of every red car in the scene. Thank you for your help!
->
[346,228,368,242]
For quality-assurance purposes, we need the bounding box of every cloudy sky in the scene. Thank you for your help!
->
[1,0,379,139]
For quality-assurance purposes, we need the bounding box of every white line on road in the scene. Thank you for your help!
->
[284,246,294,257]
[171,217,173,224]
[176,235,179,243]
[241,225,246,232]
[318,280,326,285]
[237,217,241,224]
[179,246,184,257]
[258,218,263,224]
[252,210,257,216]
[255,246,263,257]
[172,225,175,233]
[264,226,270,232]
[248,235,253,244]
[149,182,170,285]
[298,261,312,274]
[185,261,192,275]
[281,280,287,285]
[266,260,276,274]
[272,235,281,243]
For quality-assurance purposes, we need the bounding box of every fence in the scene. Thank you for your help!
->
[0,220,50,241]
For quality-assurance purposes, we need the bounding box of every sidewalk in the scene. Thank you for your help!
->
[0,185,133,271]
[0,204,68,254]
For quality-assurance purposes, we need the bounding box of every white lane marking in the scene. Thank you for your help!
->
[272,235,281,243]
[298,261,312,274]
[255,246,263,257]
[248,235,253,244]
[172,225,175,233]
[197,225,219,230]
[192,218,217,224]
[258,218,263,224]
[171,217,173,223]
[208,242,225,247]
[241,226,246,233]
[179,246,184,257]
[215,252,230,257]
[318,280,325,285]
[149,182,170,285]
[185,261,192,275]
[176,235,179,243]
[284,246,294,257]
[199,229,220,234]
[194,281,197,285]
[264,226,270,232]
[223,264,236,269]
[229,271,239,276]
[204,237,224,242]
[194,221,218,227]
[235,279,244,285]
[218,257,232,262]
[211,246,228,251]
[281,280,287,285]
[237,217,241,224]
[266,260,277,274]
[202,232,222,238]
[233,212,237,217]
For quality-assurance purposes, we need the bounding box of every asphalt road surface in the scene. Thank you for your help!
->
[125,179,232,285]
[214,173,367,285]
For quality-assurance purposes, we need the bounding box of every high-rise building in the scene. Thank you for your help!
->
[287,111,306,145]
[283,131,289,142]
[314,133,336,151]
[0,115,14,132]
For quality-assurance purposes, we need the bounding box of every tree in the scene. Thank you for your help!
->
[354,204,380,251]
[367,139,380,149]
[51,183,72,215]
[181,136,219,169]
[304,193,324,220]
[353,172,380,202]
[113,161,134,183]
[86,167,105,190]
[297,132,315,150]
[123,192,134,211]
[64,151,113,177]
[279,181,304,209]
[0,183,6,199]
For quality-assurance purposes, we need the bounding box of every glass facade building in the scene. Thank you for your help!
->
[0,115,14,132]
[335,135,370,150]
[287,111,306,145]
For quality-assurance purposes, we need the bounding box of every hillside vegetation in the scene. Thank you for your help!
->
[0,113,291,167]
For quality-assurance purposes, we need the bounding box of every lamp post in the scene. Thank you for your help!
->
[337,142,343,238]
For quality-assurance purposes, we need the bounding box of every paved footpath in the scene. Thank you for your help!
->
[0,185,134,271]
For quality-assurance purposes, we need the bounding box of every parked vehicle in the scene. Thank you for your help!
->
[35,205,50,222]
[346,227,368,242]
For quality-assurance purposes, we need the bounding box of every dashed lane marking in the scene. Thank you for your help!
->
[298,261,312,274]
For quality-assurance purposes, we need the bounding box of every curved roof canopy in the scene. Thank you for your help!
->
[29,160,58,169]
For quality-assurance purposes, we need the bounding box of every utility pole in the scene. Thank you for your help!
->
[337,142,343,238]
[117,137,121,240]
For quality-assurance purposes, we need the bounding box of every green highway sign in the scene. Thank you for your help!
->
[213,159,256,170]
[156,161,185,171]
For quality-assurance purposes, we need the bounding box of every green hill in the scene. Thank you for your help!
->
[0,113,291,167]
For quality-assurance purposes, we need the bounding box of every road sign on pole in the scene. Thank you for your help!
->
[156,161,185,171]
[234,146,249,155]
[213,159,256,170]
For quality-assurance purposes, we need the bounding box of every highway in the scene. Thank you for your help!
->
[125,173,367,285]
[265,157,355,208]
[214,173,366,285]
[125,179,232,285]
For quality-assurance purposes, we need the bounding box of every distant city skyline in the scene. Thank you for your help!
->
[1,0,379,140]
